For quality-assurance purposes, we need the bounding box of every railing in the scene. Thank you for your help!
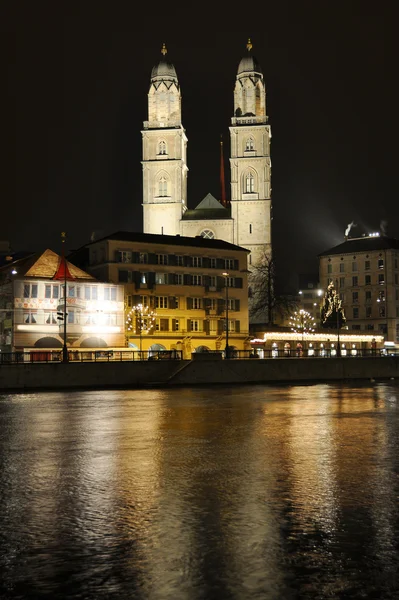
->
[0,348,395,365]
[0,350,182,364]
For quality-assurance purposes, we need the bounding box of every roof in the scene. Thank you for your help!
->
[84,231,249,253]
[182,193,231,221]
[0,249,96,280]
[194,193,224,210]
[237,53,262,76]
[318,236,399,257]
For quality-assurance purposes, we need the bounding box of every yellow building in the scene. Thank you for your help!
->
[0,250,125,352]
[70,231,251,358]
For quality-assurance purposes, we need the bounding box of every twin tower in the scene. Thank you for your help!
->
[141,40,272,267]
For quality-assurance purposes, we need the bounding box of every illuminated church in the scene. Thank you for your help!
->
[142,40,272,268]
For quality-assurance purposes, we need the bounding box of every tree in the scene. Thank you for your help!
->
[289,309,316,344]
[249,253,298,325]
[126,303,157,351]
[320,281,346,329]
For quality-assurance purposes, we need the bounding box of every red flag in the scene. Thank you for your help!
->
[53,255,74,281]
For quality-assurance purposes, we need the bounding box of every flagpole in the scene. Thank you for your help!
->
[61,231,68,363]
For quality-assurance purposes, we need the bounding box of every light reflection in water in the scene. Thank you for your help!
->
[0,383,398,599]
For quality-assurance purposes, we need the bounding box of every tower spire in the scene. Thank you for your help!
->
[246,38,253,51]
[220,135,227,207]
[161,42,167,56]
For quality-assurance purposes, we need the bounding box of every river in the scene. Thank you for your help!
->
[1,382,398,599]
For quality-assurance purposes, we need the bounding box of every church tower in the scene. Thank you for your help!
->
[229,40,272,267]
[142,44,188,235]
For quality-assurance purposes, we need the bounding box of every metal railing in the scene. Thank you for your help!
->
[0,350,182,364]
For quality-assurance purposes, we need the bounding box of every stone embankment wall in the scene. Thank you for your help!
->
[0,357,398,392]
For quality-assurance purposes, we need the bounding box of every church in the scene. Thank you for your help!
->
[141,40,272,268]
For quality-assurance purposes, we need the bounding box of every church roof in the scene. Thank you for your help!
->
[318,236,399,257]
[194,193,225,210]
[181,193,231,221]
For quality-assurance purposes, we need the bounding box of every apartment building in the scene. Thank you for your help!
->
[0,249,125,352]
[70,231,250,358]
[318,234,399,342]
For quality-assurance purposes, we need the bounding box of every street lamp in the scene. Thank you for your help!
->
[222,272,229,359]
[335,279,341,357]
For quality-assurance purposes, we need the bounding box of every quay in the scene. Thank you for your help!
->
[0,352,398,392]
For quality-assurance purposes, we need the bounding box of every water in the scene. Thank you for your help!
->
[1,382,399,599]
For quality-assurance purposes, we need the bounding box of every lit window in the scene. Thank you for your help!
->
[245,138,254,151]
[158,140,167,155]
[24,312,37,324]
[245,172,255,193]
[378,259,384,269]
[159,177,168,196]
[155,296,168,309]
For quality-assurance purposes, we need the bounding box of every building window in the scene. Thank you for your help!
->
[339,263,345,273]
[45,284,59,299]
[327,264,332,274]
[200,230,214,239]
[209,276,216,287]
[159,177,168,196]
[157,254,168,265]
[192,257,202,267]
[155,296,168,309]
[155,273,168,284]
[249,255,252,265]
[190,320,202,332]
[104,287,117,301]
[395,274,398,285]
[352,324,361,330]
[366,306,372,318]
[245,138,254,151]
[173,319,180,332]
[245,172,255,193]
[158,140,167,155]
[352,262,357,272]
[378,258,384,269]
[378,290,385,302]
[378,274,385,285]
[23,312,37,324]
[339,277,345,288]
[225,259,234,270]
[192,298,202,309]
[353,307,359,319]
[249,224,252,234]
[352,276,358,287]
[210,258,216,268]
[23,284,38,298]
[176,274,183,285]
[139,253,148,264]
[192,275,202,286]
[119,251,132,263]
[176,255,184,266]
[156,318,169,332]
[379,306,386,317]
[45,312,57,324]
[365,275,371,285]
[365,260,370,270]
[366,323,374,330]
[84,286,97,300]
[352,292,358,303]
[365,291,372,302]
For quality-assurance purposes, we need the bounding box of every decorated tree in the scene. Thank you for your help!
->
[126,304,156,351]
[289,309,316,343]
[320,281,346,329]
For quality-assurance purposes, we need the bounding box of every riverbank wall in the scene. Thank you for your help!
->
[0,357,398,392]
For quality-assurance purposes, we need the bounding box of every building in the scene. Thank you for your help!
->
[142,40,271,269]
[318,234,399,343]
[0,249,125,353]
[297,273,323,324]
[69,231,251,358]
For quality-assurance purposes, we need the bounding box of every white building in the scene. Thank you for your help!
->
[141,40,272,269]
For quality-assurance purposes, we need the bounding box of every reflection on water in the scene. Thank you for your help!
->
[0,383,398,599]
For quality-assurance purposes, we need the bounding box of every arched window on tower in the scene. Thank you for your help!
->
[158,141,167,155]
[245,172,255,193]
[245,138,254,151]
[159,177,168,196]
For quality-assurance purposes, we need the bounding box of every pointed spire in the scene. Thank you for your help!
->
[53,231,74,281]
[220,135,227,207]
[161,42,167,56]
[246,38,253,51]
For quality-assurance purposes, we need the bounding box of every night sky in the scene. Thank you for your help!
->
[8,8,398,291]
